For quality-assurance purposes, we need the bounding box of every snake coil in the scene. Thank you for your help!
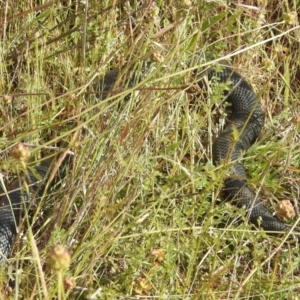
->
[0,59,290,263]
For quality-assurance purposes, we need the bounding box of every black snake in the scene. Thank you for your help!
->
[0,159,52,262]
[0,59,291,263]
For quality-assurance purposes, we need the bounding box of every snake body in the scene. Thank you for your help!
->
[0,59,289,263]
[0,160,51,262]
[98,61,288,231]
[208,66,287,231]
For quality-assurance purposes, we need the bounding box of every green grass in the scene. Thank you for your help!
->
[1,1,300,299]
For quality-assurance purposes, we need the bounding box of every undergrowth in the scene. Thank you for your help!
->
[0,0,300,299]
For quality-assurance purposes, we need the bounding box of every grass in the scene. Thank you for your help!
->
[0,0,300,299]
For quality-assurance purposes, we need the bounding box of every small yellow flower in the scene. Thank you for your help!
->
[283,12,297,25]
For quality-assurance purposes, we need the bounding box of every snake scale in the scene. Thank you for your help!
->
[0,59,290,263]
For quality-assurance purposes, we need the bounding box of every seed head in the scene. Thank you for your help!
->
[47,244,71,272]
